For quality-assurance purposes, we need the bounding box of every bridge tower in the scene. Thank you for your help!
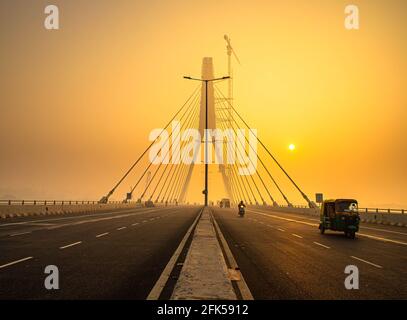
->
[179,57,233,203]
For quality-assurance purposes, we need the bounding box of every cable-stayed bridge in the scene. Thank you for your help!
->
[0,58,406,300]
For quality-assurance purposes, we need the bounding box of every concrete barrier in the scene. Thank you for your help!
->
[0,203,143,219]
[171,207,237,300]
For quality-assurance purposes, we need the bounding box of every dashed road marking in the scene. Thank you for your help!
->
[117,227,127,230]
[351,255,383,269]
[142,220,148,223]
[132,223,140,226]
[292,233,303,239]
[313,241,330,249]
[10,231,31,237]
[96,232,109,238]
[60,241,82,249]
[0,257,33,269]
[277,228,285,232]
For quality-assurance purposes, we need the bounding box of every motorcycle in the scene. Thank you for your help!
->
[238,205,245,217]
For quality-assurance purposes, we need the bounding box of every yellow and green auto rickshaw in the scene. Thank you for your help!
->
[319,199,360,239]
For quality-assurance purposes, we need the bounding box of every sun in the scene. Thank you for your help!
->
[288,144,296,151]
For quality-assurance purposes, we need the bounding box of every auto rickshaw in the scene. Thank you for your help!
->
[319,199,360,239]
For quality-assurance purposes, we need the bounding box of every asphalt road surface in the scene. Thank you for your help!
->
[0,206,200,299]
[0,206,406,299]
[213,207,407,299]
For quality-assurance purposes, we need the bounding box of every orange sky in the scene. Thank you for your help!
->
[0,0,406,208]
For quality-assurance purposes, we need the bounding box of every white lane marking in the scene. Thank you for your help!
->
[147,209,203,300]
[150,218,155,221]
[117,227,127,230]
[0,257,33,269]
[313,241,330,249]
[132,223,140,226]
[96,232,109,238]
[358,233,407,246]
[249,209,407,247]
[360,226,407,236]
[142,220,148,223]
[277,228,285,232]
[10,231,31,237]
[0,207,157,227]
[249,210,318,227]
[292,233,303,239]
[351,256,383,269]
[46,210,161,230]
[212,212,254,300]
[59,241,82,249]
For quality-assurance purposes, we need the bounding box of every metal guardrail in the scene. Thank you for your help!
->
[358,208,405,214]
[0,200,123,206]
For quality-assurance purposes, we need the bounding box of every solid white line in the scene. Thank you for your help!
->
[0,256,33,269]
[96,232,109,238]
[292,233,303,239]
[351,256,383,269]
[132,222,140,226]
[277,228,285,232]
[10,231,31,237]
[212,212,254,300]
[59,241,82,249]
[249,209,407,247]
[358,233,407,246]
[313,241,330,249]
[117,227,126,230]
[360,226,407,236]
[147,208,203,300]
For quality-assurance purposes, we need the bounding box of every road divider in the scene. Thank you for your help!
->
[170,207,237,300]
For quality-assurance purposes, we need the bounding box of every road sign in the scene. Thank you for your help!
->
[315,193,323,203]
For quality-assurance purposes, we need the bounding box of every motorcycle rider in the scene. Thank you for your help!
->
[238,200,246,215]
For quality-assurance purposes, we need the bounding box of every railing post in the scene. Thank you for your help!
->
[8,200,11,205]
[22,200,24,205]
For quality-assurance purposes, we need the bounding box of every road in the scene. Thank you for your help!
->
[213,207,407,299]
[0,206,200,299]
[0,205,406,299]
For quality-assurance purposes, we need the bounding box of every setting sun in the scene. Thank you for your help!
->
[289,144,296,151]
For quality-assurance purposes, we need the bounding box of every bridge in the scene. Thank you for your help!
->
[0,57,406,300]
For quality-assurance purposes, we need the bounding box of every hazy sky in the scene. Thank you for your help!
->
[0,0,406,207]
